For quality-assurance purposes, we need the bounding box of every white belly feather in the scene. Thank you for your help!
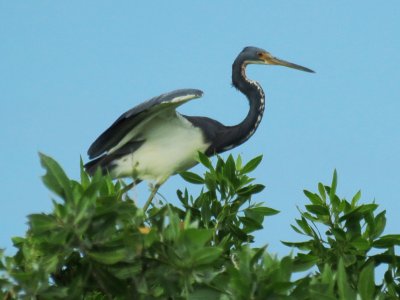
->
[109,112,209,183]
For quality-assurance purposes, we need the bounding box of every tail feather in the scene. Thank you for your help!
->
[85,141,144,177]
[84,155,108,176]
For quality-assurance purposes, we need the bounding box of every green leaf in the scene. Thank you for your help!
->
[373,211,386,239]
[329,169,337,203]
[351,190,361,207]
[338,204,378,222]
[247,206,279,216]
[295,217,314,236]
[239,216,263,231]
[223,154,236,182]
[371,254,400,265]
[73,195,96,227]
[332,228,346,241]
[177,188,189,206]
[350,237,370,251]
[28,213,57,234]
[180,171,205,184]
[237,184,265,197]
[250,245,267,266]
[358,262,375,300]
[165,206,181,240]
[337,258,356,300]
[292,253,319,272]
[215,155,225,173]
[243,207,263,224]
[191,247,222,266]
[304,190,323,205]
[236,155,243,170]
[39,152,73,202]
[200,194,212,224]
[359,204,378,213]
[281,240,314,251]
[181,228,214,247]
[197,151,213,170]
[384,270,394,286]
[80,156,90,188]
[228,224,248,241]
[240,155,263,174]
[11,236,25,247]
[305,204,329,216]
[318,182,326,201]
[342,254,356,267]
[88,248,130,265]
[320,264,333,283]
[302,212,319,222]
[373,234,400,248]
[290,225,304,235]
[331,194,341,211]
[109,264,141,280]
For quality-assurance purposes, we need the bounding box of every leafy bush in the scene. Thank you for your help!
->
[0,153,399,299]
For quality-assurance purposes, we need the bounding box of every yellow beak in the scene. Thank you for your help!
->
[260,53,314,73]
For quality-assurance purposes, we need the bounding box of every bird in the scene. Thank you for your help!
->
[85,46,314,210]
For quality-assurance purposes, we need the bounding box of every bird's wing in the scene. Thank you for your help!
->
[87,89,203,158]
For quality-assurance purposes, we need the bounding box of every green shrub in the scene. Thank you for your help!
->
[0,153,399,299]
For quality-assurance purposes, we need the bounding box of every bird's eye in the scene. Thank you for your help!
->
[257,52,264,57]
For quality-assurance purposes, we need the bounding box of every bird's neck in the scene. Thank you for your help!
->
[213,60,265,153]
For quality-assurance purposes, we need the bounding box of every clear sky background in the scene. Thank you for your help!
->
[1,1,399,257]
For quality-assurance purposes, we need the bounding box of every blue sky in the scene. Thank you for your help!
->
[1,1,399,256]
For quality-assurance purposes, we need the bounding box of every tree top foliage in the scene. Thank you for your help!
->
[1,153,399,299]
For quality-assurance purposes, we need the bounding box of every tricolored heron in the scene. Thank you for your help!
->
[85,46,314,210]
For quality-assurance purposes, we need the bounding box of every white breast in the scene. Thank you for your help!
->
[109,112,209,183]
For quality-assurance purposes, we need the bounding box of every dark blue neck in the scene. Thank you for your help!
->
[212,57,265,153]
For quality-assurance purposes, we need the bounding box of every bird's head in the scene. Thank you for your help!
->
[239,46,314,73]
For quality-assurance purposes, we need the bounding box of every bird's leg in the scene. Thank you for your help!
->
[121,179,142,194]
[143,183,161,212]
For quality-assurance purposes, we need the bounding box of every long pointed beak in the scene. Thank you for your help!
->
[268,56,315,73]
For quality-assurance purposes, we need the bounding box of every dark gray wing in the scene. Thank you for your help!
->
[87,89,203,158]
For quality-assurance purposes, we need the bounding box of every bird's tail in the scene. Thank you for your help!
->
[84,155,108,176]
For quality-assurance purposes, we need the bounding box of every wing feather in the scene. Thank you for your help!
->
[87,89,203,158]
